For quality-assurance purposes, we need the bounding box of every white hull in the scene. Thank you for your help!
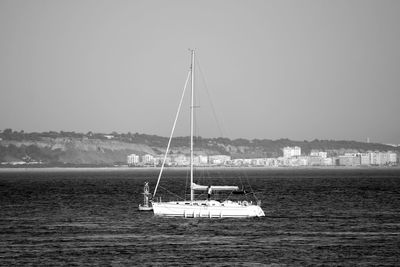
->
[152,200,265,218]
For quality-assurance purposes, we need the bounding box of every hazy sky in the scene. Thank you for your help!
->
[1,0,399,144]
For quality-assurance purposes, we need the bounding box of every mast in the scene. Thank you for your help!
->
[190,49,195,202]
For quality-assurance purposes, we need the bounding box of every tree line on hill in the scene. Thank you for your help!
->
[0,129,398,166]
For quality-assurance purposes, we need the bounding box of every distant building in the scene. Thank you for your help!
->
[296,156,308,166]
[173,155,189,166]
[310,150,327,158]
[323,157,334,166]
[389,152,397,165]
[142,154,155,165]
[369,152,380,165]
[338,155,361,166]
[251,158,267,166]
[154,156,172,166]
[308,156,324,166]
[199,155,208,164]
[368,151,397,166]
[209,155,231,165]
[193,155,208,165]
[127,154,139,166]
[232,159,243,166]
[370,151,397,165]
[283,146,301,158]
[360,153,370,165]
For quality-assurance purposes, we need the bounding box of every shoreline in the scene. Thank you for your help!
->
[0,165,399,173]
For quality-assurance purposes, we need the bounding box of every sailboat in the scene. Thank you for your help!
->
[151,50,265,218]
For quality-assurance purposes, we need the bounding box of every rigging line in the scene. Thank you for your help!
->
[224,191,234,202]
[153,70,191,198]
[244,171,259,202]
[158,185,185,201]
[195,58,225,138]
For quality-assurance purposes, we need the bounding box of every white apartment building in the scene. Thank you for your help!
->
[389,152,397,164]
[173,155,189,166]
[127,154,140,166]
[283,146,301,158]
[153,156,171,166]
[193,155,208,165]
[251,158,267,166]
[360,153,371,165]
[366,151,397,166]
[338,155,361,166]
[310,150,327,158]
[323,157,334,166]
[209,155,231,165]
[141,154,155,165]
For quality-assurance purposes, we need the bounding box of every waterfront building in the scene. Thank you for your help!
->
[280,156,307,166]
[129,149,396,168]
[389,152,397,165]
[323,157,334,166]
[283,146,301,158]
[127,154,140,166]
[296,156,308,166]
[232,159,244,166]
[310,150,327,158]
[360,153,371,165]
[193,155,208,165]
[369,151,390,166]
[153,156,171,166]
[369,152,379,165]
[252,158,268,166]
[209,155,231,165]
[338,155,361,166]
[369,151,397,166]
[308,156,325,166]
[266,158,279,167]
[173,154,189,166]
[142,154,155,165]
[242,159,253,165]
[380,152,390,165]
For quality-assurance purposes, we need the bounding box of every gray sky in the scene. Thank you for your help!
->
[1,0,399,144]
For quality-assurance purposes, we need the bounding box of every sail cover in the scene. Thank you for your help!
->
[192,183,239,191]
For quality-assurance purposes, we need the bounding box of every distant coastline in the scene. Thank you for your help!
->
[1,165,399,173]
[1,129,399,168]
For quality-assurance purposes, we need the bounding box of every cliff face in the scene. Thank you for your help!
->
[0,138,158,165]
[0,137,224,165]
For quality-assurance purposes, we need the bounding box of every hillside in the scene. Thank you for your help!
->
[0,129,398,166]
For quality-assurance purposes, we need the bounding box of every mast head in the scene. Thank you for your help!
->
[189,49,195,71]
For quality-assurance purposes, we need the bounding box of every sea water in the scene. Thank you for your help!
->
[0,168,399,266]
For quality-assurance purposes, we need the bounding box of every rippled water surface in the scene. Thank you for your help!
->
[1,168,399,266]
